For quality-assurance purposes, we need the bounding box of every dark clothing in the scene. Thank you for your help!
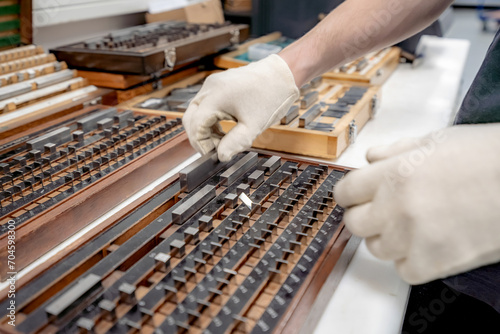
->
[402,280,500,334]
[454,29,500,124]
[404,30,500,332]
[445,28,500,314]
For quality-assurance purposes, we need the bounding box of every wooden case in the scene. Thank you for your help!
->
[214,32,401,86]
[0,106,195,278]
[0,0,32,49]
[78,66,200,105]
[0,45,112,140]
[0,151,357,334]
[214,31,289,69]
[120,71,381,159]
[322,47,402,85]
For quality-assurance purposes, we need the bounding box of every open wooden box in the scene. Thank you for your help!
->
[214,32,401,86]
[120,71,381,159]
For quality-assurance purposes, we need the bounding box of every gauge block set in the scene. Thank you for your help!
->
[0,22,382,334]
[51,21,249,75]
[0,45,109,140]
[0,152,353,334]
[0,106,196,277]
[121,72,380,159]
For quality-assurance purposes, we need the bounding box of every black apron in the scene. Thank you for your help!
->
[443,29,500,313]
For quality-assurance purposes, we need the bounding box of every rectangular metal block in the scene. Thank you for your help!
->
[97,118,114,131]
[260,156,281,175]
[220,152,258,186]
[114,110,134,127]
[248,170,265,189]
[172,185,216,225]
[35,70,75,88]
[310,76,322,88]
[299,104,322,128]
[0,81,32,100]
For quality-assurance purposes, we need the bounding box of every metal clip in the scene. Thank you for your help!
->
[371,95,380,117]
[230,29,240,45]
[83,96,102,108]
[164,47,176,71]
[349,120,358,144]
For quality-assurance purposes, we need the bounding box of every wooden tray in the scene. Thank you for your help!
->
[0,152,358,334]
[85,66,200,105]
[322,47,402,85]
[118,70,215,117]
[121,71,381,159]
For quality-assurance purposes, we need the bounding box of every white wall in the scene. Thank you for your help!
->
[33,13,146,50]
[454,0,500,6]
[33,0,150,27]
[32,0,210,50]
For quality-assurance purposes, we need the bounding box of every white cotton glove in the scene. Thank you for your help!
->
[182,54,299,162]
[334,124,500,284]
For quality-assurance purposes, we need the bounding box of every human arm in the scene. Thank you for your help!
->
[280,0,453,87]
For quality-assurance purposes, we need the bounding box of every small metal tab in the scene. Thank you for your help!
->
[118,283,136,304]
[170,239,186,258]
[164,47,176,70]
[349,120,358,144]
[98,299,117,321]
[154,252,172,272]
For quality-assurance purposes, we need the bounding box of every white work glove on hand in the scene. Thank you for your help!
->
[334,124,500,284]
[182,54,299,162]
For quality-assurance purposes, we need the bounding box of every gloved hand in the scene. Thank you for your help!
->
[334,124,500,284]
[182,54,299,162]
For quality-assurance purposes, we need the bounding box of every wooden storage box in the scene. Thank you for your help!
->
[322,47,402,85]
[121,71,381,159]
[214,32,401,86]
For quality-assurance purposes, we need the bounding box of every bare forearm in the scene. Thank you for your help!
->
[280,0,453,87]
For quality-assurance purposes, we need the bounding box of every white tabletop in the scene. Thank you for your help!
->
[311,36,470,334]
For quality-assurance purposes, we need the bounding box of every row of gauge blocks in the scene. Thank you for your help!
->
[136,83,203,113]
[79,22,233,51]
[0,107,184,231]
[1,152,347,333]
[335,48,392,75]
[0,59,66,88]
